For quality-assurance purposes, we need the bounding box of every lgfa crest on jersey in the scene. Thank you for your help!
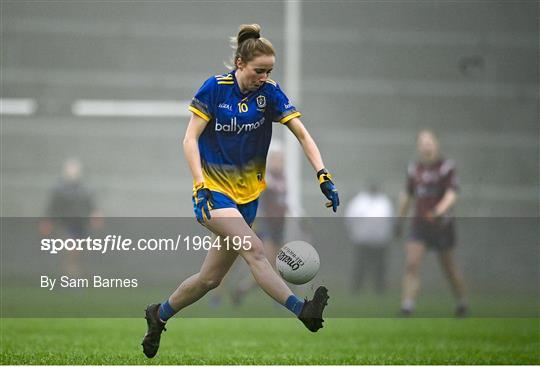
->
[256,95,266,110]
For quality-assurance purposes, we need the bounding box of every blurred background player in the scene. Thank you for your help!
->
[344,182,394,294]
[231,146,288,305]
[39,158,103,276]
[395,130,468,317]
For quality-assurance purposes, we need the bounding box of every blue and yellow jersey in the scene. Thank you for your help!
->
[188,71,300,204]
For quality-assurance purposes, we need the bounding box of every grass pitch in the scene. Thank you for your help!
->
[1,318,538,365]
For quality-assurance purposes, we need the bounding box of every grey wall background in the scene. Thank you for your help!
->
[1,1,538,295]
[2,0,538,217]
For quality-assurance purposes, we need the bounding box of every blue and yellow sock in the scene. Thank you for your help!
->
[284,295,304,316]
[158,299,176,322]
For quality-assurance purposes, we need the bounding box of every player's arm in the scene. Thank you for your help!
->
[432,189,457,217]
[394,191,412,238]
[285,117,324,172]
[398,191,413,217]
[183,113,213,222]
[430,162,458,219]
[39,189,60,236]
[183,114,208,184]
[285,117,340,212]
[395,162,416,237]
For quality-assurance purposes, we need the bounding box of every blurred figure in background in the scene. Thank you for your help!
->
[395,130,468,317]
[232,146,288,305]
[345,183,393,294]
[39,158,103,276]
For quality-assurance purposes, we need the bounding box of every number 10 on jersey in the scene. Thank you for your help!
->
[238,102,248,113]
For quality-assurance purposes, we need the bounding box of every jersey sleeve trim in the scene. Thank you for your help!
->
[215,73,233,80]
[279,111,301,124]
[188,106,211,122]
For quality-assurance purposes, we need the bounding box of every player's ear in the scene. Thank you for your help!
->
[236,57,246,70]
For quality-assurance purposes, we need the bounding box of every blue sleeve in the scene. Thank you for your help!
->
[269,82,301,124]
[188,77,216,122]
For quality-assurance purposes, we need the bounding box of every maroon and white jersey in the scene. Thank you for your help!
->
[406,158,458,220]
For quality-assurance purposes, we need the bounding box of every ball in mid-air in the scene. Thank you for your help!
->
[276,240,320,285]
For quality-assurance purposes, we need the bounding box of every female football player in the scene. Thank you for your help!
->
[142,24,339,358]
[396,130,468,317]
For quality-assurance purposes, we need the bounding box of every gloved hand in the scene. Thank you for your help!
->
[192,182,213,223]
[317,169,340,212]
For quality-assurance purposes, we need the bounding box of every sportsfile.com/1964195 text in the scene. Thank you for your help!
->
[40,235,252,254]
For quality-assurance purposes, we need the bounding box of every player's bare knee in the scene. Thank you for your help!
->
[242,238,266,264]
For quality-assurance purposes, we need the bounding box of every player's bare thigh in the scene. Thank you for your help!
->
[203,207,268,267]
[204,208,261,248]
